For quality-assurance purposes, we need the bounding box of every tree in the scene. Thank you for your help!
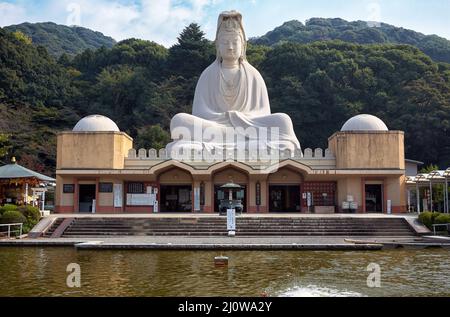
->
[11,31,32,45]
[166,23,215,79]
[135,125,171,150]
[0,134,11,160]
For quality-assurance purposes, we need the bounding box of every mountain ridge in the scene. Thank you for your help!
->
[4,22,116,58]
[250,18,450,63]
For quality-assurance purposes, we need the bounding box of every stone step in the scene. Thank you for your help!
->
[55,217,417,238]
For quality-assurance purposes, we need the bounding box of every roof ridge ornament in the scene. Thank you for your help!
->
[11,157,16,164]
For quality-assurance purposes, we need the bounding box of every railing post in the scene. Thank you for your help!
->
[8,224,10,238]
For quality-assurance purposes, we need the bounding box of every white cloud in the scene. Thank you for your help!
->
[45,0,221,46]
[0,2,26,27]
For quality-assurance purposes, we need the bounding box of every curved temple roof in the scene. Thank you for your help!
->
[0,162,55,182]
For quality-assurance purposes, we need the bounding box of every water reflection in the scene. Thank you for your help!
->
[0,248,449,297]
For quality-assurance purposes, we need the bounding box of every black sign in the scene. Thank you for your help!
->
[63,184,75,194]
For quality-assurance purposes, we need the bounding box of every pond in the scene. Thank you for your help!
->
[0,247,449,297]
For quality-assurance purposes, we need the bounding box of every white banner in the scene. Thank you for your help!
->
[227,209,236,231]
[113,184,123,208]
[194,187,201,211]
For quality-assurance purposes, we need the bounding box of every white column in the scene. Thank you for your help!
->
[445,177,449,214]
[41,191,46,213]
[25,183,29,205]
[429,181,433,212]
[416,183,421,214]
[407,189,411,213]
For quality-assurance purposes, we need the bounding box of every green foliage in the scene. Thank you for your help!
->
[419,212,450,232]
[418,212,439,229]
[0,134,11,159]
[0,210,26,224]
[5,22,116,58]
[435,214,450,225]
[135,125,171,150]
[18,205,41,222]
[0,204,18,215]
[166,23,215,79]
[260,41,450,167]
[0,205,41,234]
[11,31,32,45]
[251,18,450,63]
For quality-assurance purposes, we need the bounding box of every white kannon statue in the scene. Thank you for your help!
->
[167,11,301,155]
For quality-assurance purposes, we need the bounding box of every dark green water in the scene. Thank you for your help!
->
[0,247,449,297]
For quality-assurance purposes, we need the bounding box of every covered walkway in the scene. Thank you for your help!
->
[406,168,450,213]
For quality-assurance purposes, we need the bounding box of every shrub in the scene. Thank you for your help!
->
[18,205,41,222]
[435,214,450,225]
[418,212,437,229]
[0,204,18,215]
[0,210,26,224]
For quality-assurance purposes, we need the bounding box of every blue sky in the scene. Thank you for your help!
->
[0,0,449,46]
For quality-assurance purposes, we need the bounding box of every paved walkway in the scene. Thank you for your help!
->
[0,235,425,251]
[43,213,419,219]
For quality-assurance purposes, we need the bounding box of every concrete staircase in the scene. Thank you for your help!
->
[48,217,418,238]
[43,218,65,237]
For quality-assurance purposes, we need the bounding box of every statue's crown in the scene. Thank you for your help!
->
[222,17,240,33]
[217,10,244,36]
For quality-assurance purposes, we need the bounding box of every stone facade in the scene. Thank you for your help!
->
[55,128,407,214]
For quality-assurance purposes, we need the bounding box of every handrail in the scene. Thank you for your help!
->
[0,223,23,238]
[432,223,450,236]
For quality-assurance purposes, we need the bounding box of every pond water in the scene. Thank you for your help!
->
[0,247,449,297]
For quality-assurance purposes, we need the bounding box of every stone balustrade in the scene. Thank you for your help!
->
[126,147,335,161]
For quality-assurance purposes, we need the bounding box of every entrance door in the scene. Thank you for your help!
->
[365,185,383,213]
[214,185,247,213]
[269,185,301,213]
[160,185,192,213]
[79,185,96,213]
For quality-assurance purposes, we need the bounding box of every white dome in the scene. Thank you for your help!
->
[341,114,388,132]
[73,115,120,132]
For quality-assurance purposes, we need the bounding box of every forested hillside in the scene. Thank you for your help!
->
[0,23,449,174]
[5,22,116,57]
[251,18,450,63]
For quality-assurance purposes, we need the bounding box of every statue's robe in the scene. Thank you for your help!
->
[168,60,301,153]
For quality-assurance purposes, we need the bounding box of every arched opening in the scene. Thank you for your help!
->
[268,167,304,213]
[158,168,193,213]
[212,167,249,213]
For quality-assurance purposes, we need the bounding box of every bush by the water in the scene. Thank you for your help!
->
[0,204,41,234]
[18,205,41,222]
[0,210,26,224]
[18,205,41,233]
[419,212,450,229]
[0,204,19,215]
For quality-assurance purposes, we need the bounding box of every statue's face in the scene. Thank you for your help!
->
[218,33,242,63]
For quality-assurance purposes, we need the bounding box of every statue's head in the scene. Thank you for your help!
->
[216,10,247,64]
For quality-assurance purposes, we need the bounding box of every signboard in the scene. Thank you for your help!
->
[227,209,236,231]
[256,182,261,206]
[113,184,123,208]
[387,200,392,214]
[194,187,201,211]
[154,200,159,213]
[126,194,153,206]
[307,192,312,207]
[149,194,156,206]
